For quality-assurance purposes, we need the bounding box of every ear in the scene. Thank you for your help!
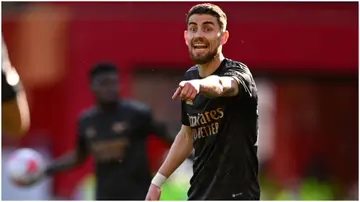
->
[89,84,94,93]
[220,30,229,46]
[184,30,189,46]
[89,81,96,92]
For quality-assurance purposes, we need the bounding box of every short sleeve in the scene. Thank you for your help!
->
[2,70,17,102]
[181,100,190,126]
[222,62,255,99]
[76,117,88,155]
[180,71,192,126]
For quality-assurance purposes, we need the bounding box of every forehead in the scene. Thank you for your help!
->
[188,14,219,26]
[93,72,118,82]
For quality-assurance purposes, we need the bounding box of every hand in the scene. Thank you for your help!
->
[172,80,200,101]
[145,184,161,201]
[13,171,45,187]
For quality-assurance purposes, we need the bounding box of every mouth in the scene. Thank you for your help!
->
[193,43,208,50]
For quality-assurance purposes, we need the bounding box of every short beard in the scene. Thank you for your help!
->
[189,47,219,65]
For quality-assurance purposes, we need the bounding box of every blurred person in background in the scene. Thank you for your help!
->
[146,3,260,200]
[2,37,30,136]
[30,62,173,200]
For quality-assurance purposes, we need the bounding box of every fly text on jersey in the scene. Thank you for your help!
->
[90,137,129,162]
[188,108,224,140]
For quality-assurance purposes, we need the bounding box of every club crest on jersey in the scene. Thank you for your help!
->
[112,122,128,133]
[85,127,96,138]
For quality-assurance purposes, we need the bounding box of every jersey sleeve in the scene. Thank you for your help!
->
[76,116,88,155]
[181,100,190,126]
[222,63,256,99]
[2,70,17,102]
[180,72,191,126]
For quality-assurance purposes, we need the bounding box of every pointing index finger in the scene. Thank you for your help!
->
[172,87,182,100]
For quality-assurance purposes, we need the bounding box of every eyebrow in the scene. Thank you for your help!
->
[188,21,215,26]
[203,21,215,26]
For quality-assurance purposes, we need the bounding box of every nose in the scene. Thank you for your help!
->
[194,30,205,38]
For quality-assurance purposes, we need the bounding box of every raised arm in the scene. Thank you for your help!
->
[172,65,253,101]
[2,37,30,136]
[45,119,88,175]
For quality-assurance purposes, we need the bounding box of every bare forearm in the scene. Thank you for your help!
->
[158,129,193,178]
[2,100,24,135]
[198,75,236,98]
[46,151,83,175]
[16,90,30,132]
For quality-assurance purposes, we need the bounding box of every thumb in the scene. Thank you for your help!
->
[145,193,152,201]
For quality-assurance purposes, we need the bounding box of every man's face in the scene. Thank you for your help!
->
[185,14,225,64]
[91,73,119,103]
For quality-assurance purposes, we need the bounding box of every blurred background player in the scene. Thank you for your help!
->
[2,37,30,136]
[32,62,173,200]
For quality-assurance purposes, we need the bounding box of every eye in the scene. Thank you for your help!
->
[204,27,213,32]
[188,27,197,33]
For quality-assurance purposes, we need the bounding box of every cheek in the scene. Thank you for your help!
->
[209,39,220,48]
[205,34,220,45]
[97,88,105,95]
[186,37,192,47]
[187,40,191,47]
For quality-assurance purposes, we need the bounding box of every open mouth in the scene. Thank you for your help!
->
[193,44,208,50]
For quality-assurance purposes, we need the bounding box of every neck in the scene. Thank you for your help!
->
[197,53,225,78]
[97,101,118,112]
